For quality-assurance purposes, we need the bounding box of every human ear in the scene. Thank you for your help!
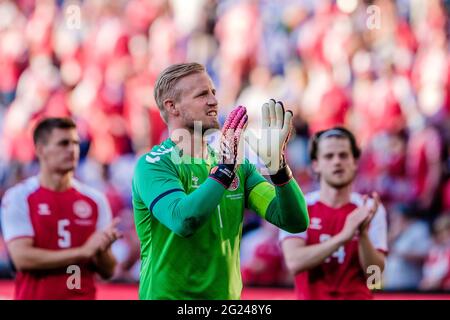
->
[163,99,179,117]
[311,159,320,174]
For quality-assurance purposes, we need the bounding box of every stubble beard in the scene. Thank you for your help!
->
[324,171,356,190]
[185,117,220,134]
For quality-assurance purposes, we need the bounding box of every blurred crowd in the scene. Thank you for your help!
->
[0,0,449,291]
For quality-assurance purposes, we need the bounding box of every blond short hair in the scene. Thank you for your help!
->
[154,62,205,123]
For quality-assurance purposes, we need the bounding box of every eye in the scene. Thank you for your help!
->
[58,139,80,146]
[59,140,70,147]
[195,91,208,98]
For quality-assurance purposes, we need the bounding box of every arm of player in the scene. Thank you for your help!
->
[6,232,108,271]
[92,249,117,279]
[281,236,346,275]
[247,179,309,233]
[358,233,385,275]
[133,147,229,238]
[138,171,228,238]
[90,217,122,279]
[280,207,369,274]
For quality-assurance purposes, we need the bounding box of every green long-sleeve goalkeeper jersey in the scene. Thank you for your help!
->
[132,138,309,300]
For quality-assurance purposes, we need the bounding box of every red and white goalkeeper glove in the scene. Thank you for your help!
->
[209,106,248,188]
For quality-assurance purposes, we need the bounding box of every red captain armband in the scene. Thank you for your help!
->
[209,164,236,189]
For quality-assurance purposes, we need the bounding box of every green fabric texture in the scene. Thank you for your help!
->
[264,179,309,232]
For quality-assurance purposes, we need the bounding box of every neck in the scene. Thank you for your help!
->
[319,181,353,208]
[39,168,73,192]
[169,125,208,159]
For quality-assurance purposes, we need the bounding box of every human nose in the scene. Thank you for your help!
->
[207,93,218,106]
[331,155,342,166]
[67,141,79,154]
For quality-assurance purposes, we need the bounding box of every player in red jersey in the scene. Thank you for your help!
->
[280,127,387,299]
[1,117,121,300]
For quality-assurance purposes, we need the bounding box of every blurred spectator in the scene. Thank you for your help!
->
[406,122,444,213]
[285,110,314,192]
[420,214,450,291]
[0,225,13,278]
[356,130,411,209]
[241,221,290,287]
[215,0,261,107]
[384,203,432,290]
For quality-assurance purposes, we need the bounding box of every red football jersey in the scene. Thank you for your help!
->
[1,176,112,300]
[279,192,388,300]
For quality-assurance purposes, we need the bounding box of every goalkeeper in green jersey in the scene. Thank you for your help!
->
[132,62,309,300]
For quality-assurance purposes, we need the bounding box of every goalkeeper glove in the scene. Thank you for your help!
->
[209,106,248,188]
[245,99,293,184]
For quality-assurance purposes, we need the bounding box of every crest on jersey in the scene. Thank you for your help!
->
[192,176,200,189]
[227,176,240,191]
[38,203,51,215]
[310,217,322,230]
[73,200,92,219]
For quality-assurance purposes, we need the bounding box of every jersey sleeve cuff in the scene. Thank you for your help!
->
[209,164,235,189]
[269,165,293,186]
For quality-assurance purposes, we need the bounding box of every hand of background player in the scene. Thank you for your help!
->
[358,192,380,236]
[338,202,374,243]
[81,218,122,258]
[101,217,123,251]
[245,99,293,174]
[81,232,109,259]
[219,105,248,170]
